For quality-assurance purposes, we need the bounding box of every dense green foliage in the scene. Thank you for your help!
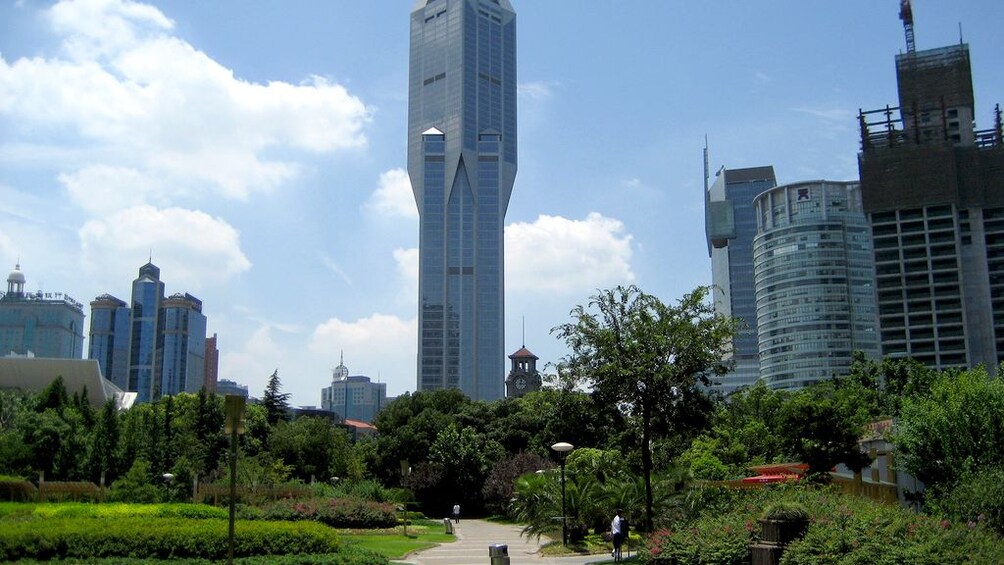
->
[2,285,1004,564]
[251,497,397,528]
[895,367,1004,490]
[929,466,1004,537]
[0,516,339,561]
[11,551,387,565]
[642,486,1004,565]
[553,285,740,530]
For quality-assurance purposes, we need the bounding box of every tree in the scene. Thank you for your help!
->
[895,367,1004,490]
[552,285,739,531]
[777,386,870,479]
[366,389,470,485]
[427,422,503,513]
[269,416,353,482]
[261,370,291,426]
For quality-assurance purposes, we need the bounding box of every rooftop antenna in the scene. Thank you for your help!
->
[958,22,963,45]
[899,0,916,54]
[521,316,525,347]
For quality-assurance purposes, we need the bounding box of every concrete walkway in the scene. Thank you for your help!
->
[393,519,612,565]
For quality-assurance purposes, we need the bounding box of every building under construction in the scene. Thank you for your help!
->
[857,2,1004,370]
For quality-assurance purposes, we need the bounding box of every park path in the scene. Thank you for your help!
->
[392,519,610,565]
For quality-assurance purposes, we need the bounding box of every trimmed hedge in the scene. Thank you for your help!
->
[255,498,397,528]
[0,517,340,561]
[10,546,388,564]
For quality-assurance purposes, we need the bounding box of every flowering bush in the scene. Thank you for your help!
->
[258,497,396,529]
[642,486,1004,565]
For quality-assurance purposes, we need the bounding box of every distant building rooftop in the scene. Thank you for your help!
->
[0,357,136,409]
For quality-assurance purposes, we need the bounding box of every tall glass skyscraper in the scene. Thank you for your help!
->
[88,293,131,390]
[159,292,207,396]
[705,166,777,394]
[89,261,210,403]
[753,181,880,389]
[128,262,164,403]
[408,0,517,400]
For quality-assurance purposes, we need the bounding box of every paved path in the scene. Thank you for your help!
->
[393,519,612,565]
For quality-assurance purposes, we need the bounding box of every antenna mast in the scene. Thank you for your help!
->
[899,0,916,54]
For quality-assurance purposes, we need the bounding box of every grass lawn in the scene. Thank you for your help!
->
[338,520,456,559]
[537,531,644,561]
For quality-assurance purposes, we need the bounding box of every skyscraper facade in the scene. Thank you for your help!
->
[705,166,777,393]
[0,264,85,359]
[128,262,164,403]
[159,292,207,397]
[858,39,1004,370]
[88,262,209,403]
[88,293,131,390]
[753,181,880,389]
[408,0,517,400]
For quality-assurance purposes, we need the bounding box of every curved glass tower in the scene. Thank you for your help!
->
[408,0,516,400]
[752,181,880,389]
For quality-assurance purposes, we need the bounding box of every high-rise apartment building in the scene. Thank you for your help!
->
[88,262,209,403]
[204,333,219,393]
[705,166,777,393]
[0,264,85,359]
[753,181,881,389]
[858,36,1004,370]
[408,0,517,400]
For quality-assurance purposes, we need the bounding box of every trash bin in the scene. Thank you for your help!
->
[443,517,454,534]
[489,543,510,565]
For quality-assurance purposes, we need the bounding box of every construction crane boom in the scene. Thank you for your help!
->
[900,0,916,53]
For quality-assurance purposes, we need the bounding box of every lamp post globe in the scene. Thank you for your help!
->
[550,441,574,546]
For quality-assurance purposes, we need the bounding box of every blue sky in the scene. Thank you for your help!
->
[1,1,1002,406]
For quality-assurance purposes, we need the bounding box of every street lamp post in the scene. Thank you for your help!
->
[551,441,574,546]
[224,395,246,565]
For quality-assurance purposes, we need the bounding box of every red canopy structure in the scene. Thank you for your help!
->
[741,463,808,484]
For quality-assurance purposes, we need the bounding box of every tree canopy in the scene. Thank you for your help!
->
[552,284,740,530]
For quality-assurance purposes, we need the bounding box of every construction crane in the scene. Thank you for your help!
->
[899,0,916,53]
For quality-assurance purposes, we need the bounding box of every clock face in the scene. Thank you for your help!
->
[515,375,528,390]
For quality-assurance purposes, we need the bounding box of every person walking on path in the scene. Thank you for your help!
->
[452,503,461,523]
[610,509,624,562]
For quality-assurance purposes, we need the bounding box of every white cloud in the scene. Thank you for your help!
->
[505,213,634,293]
[0,0,372,204]
[792,106,854,123]
[219,323,287,396]
[393,247,418,282]
[310,313,418,395]
[321,254,353,286]
[390,214,634,295]
[78,205,251,288]
[365,168,417,219]
[518,81,555,101]
[59,165,159,214]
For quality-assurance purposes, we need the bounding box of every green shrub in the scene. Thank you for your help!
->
[643,513,753,565]
[929,466,1004,537]
[762,502,809,522]
[0,517,340,561]
[10,546,388,564]
[257,497,396,528]
[644,486,1004,565]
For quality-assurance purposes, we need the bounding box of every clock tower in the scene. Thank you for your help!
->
[505,345,542,398]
